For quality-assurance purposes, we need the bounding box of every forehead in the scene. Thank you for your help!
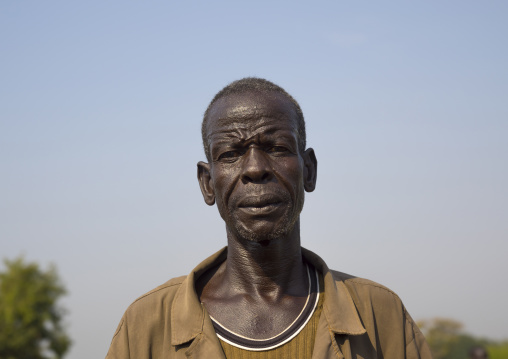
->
[205,91,299,138]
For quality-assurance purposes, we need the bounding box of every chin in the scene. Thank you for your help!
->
[226,196,304,243]
[233,215,297,243]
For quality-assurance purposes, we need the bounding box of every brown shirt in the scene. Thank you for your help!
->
[106,247,432,359]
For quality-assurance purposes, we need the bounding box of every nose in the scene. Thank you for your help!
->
[241,147,273,184]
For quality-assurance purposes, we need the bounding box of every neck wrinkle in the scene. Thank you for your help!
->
[224,222,307,300]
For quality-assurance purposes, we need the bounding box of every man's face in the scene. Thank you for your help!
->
[199,91,316,242]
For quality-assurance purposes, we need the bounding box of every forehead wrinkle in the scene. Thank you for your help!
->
[207,127,245,146]
[211,101,294,125]
[218,100,293,118]
[207,118,296,147]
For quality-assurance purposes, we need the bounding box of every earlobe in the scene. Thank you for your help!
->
[197,161,215,206]
[303,148,317,192]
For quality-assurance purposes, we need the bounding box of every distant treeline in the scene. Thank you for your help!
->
[418,318,508,359]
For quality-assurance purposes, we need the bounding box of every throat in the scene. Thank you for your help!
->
[225,227,304,290]
[197,232,311,340]
[208,264,320,349]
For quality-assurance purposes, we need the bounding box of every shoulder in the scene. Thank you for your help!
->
[124,276,187,321]
[303,247,406,312]
[331,269,406,313]
[107,276,188,357]
[332,270,402,301]
[332,270,431,356]
[127,275,187,310]
[134,275,187,304]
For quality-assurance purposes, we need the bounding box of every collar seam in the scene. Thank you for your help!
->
[171,280,203,345]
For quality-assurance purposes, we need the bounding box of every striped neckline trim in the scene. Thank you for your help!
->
[210,264,319,351]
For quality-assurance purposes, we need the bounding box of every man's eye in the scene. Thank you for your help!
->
[218,150,242,160]
[267,146,289,154]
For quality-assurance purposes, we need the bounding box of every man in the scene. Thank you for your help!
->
[106,78,431,358]
[469,346,488,359]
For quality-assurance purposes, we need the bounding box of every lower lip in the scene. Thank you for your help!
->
[238,203,282,215]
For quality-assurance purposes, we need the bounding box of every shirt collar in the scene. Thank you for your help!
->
[170,246,365,346]
[170,248,227,345]
[302,248,366,335]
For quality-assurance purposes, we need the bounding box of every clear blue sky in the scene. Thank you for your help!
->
[1,1,507,358]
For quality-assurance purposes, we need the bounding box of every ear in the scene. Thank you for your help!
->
[197,161,215,205]
[302,148,317,192]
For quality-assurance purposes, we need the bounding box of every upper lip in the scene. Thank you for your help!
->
[238,194,282,208]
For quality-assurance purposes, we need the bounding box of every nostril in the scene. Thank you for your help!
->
[241,171,273,184]
[241,149,273,183]
[241,174,253,184]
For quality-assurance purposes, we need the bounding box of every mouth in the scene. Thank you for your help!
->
[238,194,283,214]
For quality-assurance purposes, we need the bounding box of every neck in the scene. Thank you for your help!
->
[224,221,307,299]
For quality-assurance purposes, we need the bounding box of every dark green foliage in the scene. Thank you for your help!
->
[0,257,71,359]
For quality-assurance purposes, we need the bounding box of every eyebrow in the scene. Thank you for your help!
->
[210,132,298,154]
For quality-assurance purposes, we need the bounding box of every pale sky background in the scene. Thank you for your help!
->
[1,1,507,358]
